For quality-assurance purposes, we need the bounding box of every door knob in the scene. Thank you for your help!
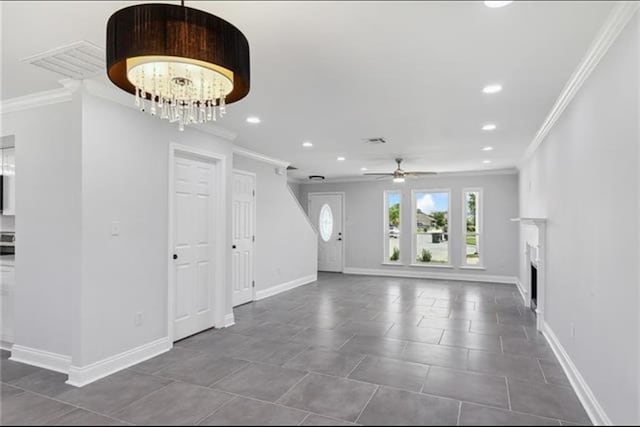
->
[173,254,178,260]
[232,245,237,249]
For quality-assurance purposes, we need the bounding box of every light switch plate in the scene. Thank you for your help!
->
[111,221,121,236]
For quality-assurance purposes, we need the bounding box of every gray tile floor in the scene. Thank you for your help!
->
[1,273,591,426]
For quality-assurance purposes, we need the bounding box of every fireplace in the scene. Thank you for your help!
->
[530,264,538,311]
[512,217,546,332]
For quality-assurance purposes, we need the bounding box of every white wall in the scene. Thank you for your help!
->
[233,155,317,294]
[287,180,303,206]
[519,13,639,424]
[2,99,82,357]
[0,215,15,231]
[3,82,319,377]
[299,172,519,281]
[75,90,235,367]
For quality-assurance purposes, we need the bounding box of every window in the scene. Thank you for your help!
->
[463,189,482,266]
[412,190,450,265]
[384,191,401,263]
[319,203,333,242]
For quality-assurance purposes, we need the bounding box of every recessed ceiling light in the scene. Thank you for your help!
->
[484,1,513,8]
[483,160,492,164]
[337,157,346,161]
[246,116,261,124]
[482,123,497,131]
[360,167,368,171]
[482,84,502,94]
[482,146,494,151]
[302,141,313,148]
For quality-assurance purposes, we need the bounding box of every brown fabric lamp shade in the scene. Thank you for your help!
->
[106,3,250,107]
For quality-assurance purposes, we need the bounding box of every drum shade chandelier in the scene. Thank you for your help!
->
[106,1,250,130]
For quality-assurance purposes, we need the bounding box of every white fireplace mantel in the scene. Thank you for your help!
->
[510,217,547,226]
[512,217,547,331]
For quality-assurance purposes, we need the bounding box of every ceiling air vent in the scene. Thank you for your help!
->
[364,137,387,144]
[21,41,105,80]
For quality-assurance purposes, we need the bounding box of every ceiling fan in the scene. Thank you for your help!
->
[364,158,436,183]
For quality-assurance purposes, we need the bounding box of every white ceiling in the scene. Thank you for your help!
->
[1,1,614,179]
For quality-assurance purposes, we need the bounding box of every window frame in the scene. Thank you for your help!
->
[383,190,403,265]
[461,188,484,268]
[410,188,452,268]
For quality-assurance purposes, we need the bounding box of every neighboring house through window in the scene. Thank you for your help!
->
[412,190,451,265]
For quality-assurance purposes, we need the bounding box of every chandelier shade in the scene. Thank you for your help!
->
[106,3,250,129]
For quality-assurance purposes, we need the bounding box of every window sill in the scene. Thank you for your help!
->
[409,263,454,269]
[460,265,486,271]
[381,262,404,267]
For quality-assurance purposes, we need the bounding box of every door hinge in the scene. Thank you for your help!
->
[252,280,255,288]
[252,190,255,197]
[252,235,255,242]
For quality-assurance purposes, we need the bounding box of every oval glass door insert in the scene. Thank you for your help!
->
[319,203,334,242]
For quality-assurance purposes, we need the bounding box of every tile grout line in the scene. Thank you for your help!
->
[536,358,550,384]
[419,365,431,394]
[193,395,239,426]
[456,400,463,426]
[298,412,311,426]
[345,354,368,379]
[274,372,311,405]
[505,377,512,411]
[3,383,134,425]
[354,384,379,425]
[209,385,354,425]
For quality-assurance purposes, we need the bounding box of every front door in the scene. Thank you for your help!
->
[172,154,216,341]
[232,170,255,307]
[309,193,344,272]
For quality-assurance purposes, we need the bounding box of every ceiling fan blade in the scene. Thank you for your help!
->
[363,173,394,176]
[405,171,437,176]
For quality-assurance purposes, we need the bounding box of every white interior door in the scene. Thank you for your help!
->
[172,154,216,341]
[232,171,255,307]
[309,193,344,272]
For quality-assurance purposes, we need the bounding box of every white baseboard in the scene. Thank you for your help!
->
[255,274,317,301]
[10,345,71,374]
[66,337,171,387]
[0,340,13,352]
[542,321,610,426]
[514,277,529,305]
[224,313,235,328]
[343,267,517,285]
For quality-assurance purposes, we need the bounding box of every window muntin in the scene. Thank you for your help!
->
[319,203,333,242]
[384,191,401,263]
[413,190,450,265]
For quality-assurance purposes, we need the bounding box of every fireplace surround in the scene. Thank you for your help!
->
[512,217,547,331]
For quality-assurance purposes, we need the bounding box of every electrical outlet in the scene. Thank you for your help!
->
[111,221,121,237]
[135,312,143,327]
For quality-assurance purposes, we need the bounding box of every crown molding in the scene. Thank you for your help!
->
[1,79,237,141]
[520,1,640,166]
[232,145,291,168]
[82,79,238,142]
[296,167,518,185]
[0,87,73,115]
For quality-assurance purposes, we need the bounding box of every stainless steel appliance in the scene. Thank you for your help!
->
[0,231,15,256]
